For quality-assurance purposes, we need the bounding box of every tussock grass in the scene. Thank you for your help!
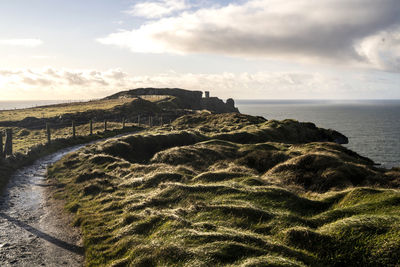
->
[47,113,400,266]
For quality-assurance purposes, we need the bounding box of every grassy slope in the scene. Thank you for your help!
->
[48,113,400,266]
[0,125,144,192]
[0,95,184,193]
[0,122,134,155]
[0,98,136,121]
[0,96,192,154]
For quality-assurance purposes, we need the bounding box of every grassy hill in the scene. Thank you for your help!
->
[0,98,136,122]
[48,113,400,266]
[0,91,239,194]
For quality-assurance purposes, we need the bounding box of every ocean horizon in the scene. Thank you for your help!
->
[236,99,400,169]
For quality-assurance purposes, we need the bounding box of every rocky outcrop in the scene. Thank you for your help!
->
[200,97,239,113]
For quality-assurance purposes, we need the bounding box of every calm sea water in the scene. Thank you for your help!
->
[236,100,400,169]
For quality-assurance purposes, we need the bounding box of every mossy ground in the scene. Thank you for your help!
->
[47,113,400,266]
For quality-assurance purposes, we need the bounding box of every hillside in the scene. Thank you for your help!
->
[0,88,239,130]
[105,87,239,113]
[0,89,241,191]
[48,113,400,266]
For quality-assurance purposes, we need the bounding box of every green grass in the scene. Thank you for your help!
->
[47,113,400,266]
[0,122,139,155]
[0,98,137,121]
[0,124,145,193]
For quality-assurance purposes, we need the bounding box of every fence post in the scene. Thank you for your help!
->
[89,120,93,135]
[122,118,126,129]
[72,121,76,138]
[0,131,3,158]
[46,123,51,144]
[104,120,107,131]
[4,129,13,156]
[160,116,163,126]
[149,116,152,127]
[138,115,140,126]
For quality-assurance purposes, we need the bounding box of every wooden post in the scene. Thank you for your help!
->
[72,121,76,138]
[4,129,13,156]
[89,120,93,135]
[122,118,126,129]
[149,116,152,127]
[104,120,107,131]
[0,131,4,158]
[160,116,163,126]
[46,123,51,144]
[137,115,140,126]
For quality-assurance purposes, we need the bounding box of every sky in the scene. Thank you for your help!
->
[0,0,399,100]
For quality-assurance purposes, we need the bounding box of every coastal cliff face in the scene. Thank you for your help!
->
[105,87,239,113]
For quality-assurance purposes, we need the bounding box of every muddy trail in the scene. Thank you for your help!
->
[0,131,142,266]
[0,144,88,266]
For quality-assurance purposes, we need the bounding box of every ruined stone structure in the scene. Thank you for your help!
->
[105,88,239,113]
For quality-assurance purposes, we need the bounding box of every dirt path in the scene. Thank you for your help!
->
[0,144,87,266]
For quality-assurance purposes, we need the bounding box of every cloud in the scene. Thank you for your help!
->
[125,0,189,19]
[0,68,127,100]
[1,67,397,100]
[98,0,400,71]
[31,55,53,59]
[0,39,43,47]
[356,27,400,72]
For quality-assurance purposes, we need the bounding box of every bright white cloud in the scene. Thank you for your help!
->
[0,67,397,100]
[99,0,400,71]
[356,27,400,72]
[0,39,43,47]
[125,0,189,19]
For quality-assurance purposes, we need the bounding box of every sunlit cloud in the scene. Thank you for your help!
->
[125,0,189,19]
[0,39,43,47]
[356,27,400,72]
[1,67,396,100]
[99,0,400,72]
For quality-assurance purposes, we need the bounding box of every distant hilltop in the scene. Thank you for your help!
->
[104,88,239,113]
[0,88,239,130]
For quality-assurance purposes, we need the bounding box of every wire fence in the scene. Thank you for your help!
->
[0,114,172,158]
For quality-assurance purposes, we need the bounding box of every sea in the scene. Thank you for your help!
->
[0,99,399,169]
[236,100,400,169]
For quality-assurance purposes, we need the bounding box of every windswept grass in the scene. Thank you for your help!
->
[47,113,400,266]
